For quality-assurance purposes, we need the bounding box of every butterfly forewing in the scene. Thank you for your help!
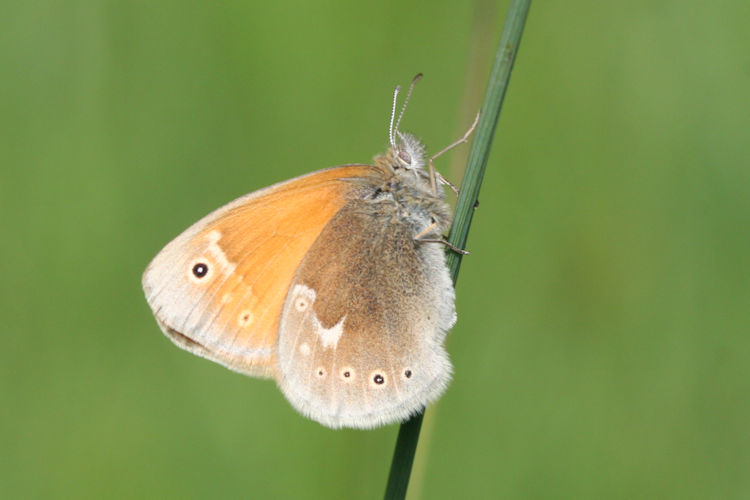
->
[142,166,379,377]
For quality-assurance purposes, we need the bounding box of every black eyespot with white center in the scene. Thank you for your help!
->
[192,262,208,278]
[373,374,384,385]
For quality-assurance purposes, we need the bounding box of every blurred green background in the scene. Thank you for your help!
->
[2,1,749,498]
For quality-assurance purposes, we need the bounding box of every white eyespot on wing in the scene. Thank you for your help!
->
[237,309,254,327]
[291,284,315,311]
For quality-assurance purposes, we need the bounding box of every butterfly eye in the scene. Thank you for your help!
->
[398,150,412,166]
[192,262,209,278]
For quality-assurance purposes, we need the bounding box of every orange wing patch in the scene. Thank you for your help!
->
[143,165,381,378]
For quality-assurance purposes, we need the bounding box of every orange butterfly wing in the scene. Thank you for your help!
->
[142,165,381,377]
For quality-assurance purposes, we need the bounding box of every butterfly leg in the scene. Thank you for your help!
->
[417,237,470,255]
[427,158,460,196]
[427,111,480,196]
[414,223,470,255]
[437,168,459,195]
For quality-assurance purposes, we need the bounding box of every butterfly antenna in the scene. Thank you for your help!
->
[388,85,402,150]
[393,73,423,139]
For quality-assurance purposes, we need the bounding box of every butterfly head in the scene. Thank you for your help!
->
[373,131,438,197]
[393,132,426,172]
[372,74,439,192]
[375,131,426,172]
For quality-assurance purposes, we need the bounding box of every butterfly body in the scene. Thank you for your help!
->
[143,84,463,429]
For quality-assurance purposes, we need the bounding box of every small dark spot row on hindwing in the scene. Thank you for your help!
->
[311,368,414,385]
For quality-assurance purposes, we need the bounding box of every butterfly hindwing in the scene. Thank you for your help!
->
[276,197,455,429]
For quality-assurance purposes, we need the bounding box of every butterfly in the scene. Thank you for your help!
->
[142,75,477,429]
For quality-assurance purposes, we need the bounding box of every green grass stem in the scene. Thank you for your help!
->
[383,1,531,498]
